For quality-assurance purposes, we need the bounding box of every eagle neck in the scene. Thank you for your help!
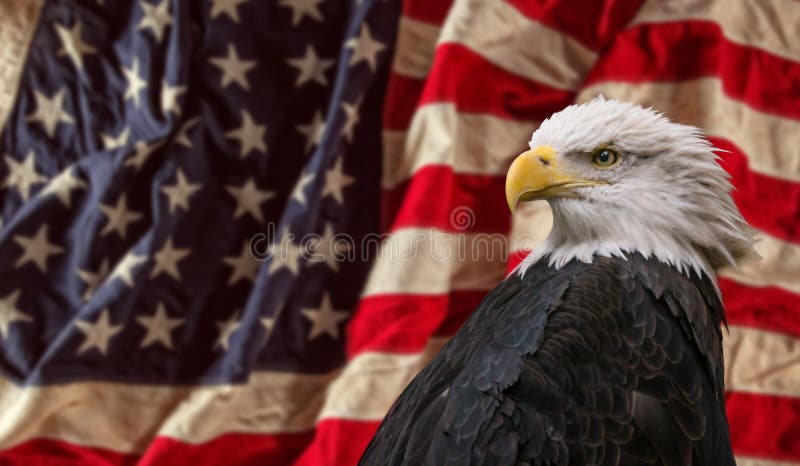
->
[515,200,718,292]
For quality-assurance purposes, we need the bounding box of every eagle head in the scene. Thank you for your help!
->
[508,96,757,277]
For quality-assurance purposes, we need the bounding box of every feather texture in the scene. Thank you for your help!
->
[359,254,734,466]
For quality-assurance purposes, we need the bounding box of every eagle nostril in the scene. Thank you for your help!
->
[538,157,550,166]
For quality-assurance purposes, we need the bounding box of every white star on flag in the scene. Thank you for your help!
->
[101,127,131,150]
[225,177,274,222]
[286,45,334,87]
[301,294,348,340]
[225,110,267,158]
[14,225,63,273]
[322,156,355,205]
[122,58,148,107]
[214,312,242,350]
[2,151,46,201]
[175,117,201,148]
[0,290,32,339]
[268,229,305,276]
[77,258,111,301]
[99,194,143,238]
[124,139,164,172]
[109,252,147,287]
[41,166,86,207]
[150,237,190,280]
[75,309,123,354]
[161,81,186,117]
[341,98,361,142]
[26,88,74,138]
[310,223,350,272]
[139,0,173,42]
[260,316,275,333]
[136,303,184,350]
[161,168,202,213]
[210,43,257,90]
[258,315,276,347]
[223,241,260,285]
[209,0,249,23]
[279,0,324,25]
[54,21,96,71]
[296,110,326,154]
[346,24,385,71]
[290,172,314,205]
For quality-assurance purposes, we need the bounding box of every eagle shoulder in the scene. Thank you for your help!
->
[359,255,734,466]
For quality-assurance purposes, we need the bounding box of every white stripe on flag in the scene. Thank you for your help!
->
[382,104,534,189]
[360,228,509,297]
[319,338,448,421]
[720,233,800,295]
[392,16,441,79]
[440,0,596,90]
[0,370,335,452]
[724,325,800,398]
[735,456,800,466]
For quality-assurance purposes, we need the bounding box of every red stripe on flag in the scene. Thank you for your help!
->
[727,391,800,463]
[383,43,577,131]
[382,165,510,233]
[139,432,313,466]
[506,0,646,50]
[402,0,454,25]
[347,289,486,357]
[347,293,446,356]
[585,20,800,120]
[383,73,425,131]
[420,44,576,121]
[294,419,380,466]
[0,439,137,466]
[721,278,800,338]
[0,431,315,466]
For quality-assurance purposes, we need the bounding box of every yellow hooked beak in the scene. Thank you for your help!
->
[506,145,603,214]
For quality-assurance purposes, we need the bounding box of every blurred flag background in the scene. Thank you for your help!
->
[0,0,797,465]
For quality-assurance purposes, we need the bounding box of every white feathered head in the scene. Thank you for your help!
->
[507,97,757,277]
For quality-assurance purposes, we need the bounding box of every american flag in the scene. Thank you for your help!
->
[0,0,797,465]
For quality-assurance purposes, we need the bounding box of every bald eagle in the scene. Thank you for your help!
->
[359,98,757,465]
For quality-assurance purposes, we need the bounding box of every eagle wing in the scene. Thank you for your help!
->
[358,256,734,466]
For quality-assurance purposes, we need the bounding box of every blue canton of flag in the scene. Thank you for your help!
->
[0,0,399,459]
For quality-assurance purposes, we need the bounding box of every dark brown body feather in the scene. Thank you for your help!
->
[359,254,735,466]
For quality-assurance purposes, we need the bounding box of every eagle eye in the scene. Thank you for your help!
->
[592,148,619,168]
